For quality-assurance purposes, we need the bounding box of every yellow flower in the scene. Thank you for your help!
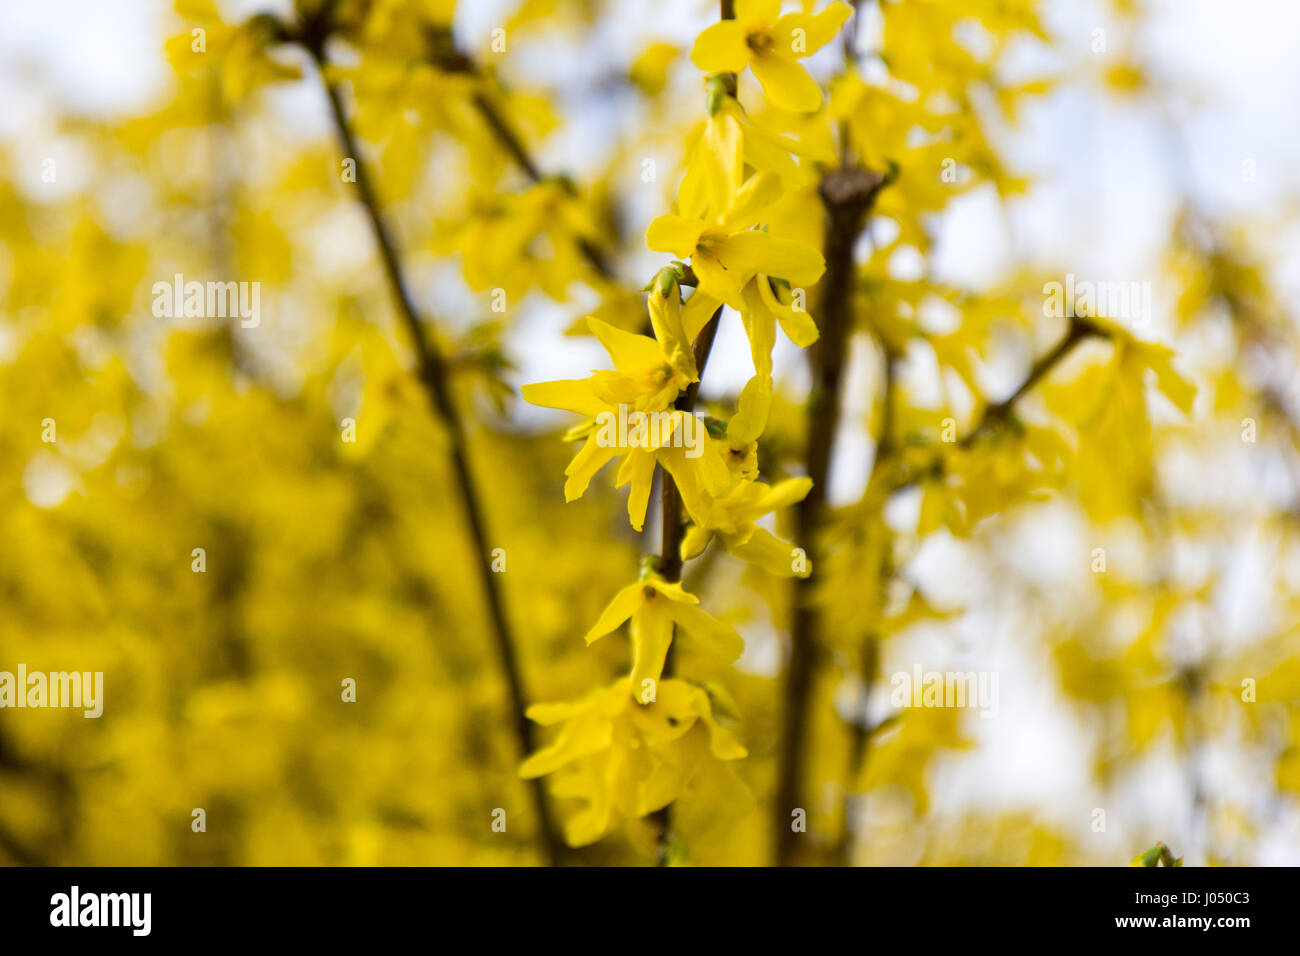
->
[520,678,747,847]
[522,313,732,530]
[691,0,851,112]
[677,81,816,222]
[739,274,820,377]
[584,573,744,692]
[681,476,812,576]
[166,2,301,107]
[646,172,826,310]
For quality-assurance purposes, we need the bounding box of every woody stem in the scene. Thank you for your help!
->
[302,22,564,866]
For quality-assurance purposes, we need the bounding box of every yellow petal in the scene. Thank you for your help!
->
[713,231,826,286]
[690,20,750,73]
[563,433,620,501]
[750,51,825,112]
[736,0,781,26]
[682,288,722,342]
[728,374,773,446]
[690,251,746,311]
[587,315,668,373]
[722,170,784,231]
[726,526,809,578]
[1135,343,1196,414]
[703,110,744,218]
[756,476,813,512]
[582,582,646,644]
[518,713,613,778]
[758,274,820,346]
[680,523,713,560]
[643,576,700,605]
[617,450,658,531]
[630,601,675,690]
[521,378,607,418]
[667,600,744,662]
[740,279,777,378]
[646,214,706,258]
[772,2,852,59]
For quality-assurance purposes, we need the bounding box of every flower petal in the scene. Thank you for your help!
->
[630,600,676,691]
[756,476,814,512]
[736,0,781,27]
[727,374,773,446]
[740,279,777,378]
[646,214,707,258]
[726,526,809,578]
[586,316,669,373]
[712,231,826,286]
[681,288,722,342]
[772,2,852,59]
[563,433,620,501]
[680,523,713,561]
[616,450,658,531]
[667,600,744,662]
[518,712,613,778]
[750,51,825,112]
[721,170,784,231]
[758,274,820,346]
[690,250,746,311]
[582,582,646,644]
[521,378,607,418]
[690,20,751,73]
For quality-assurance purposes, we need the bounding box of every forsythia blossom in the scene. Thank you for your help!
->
[583,571,744,692]
[691,0,851,112]
[519,678,748,847]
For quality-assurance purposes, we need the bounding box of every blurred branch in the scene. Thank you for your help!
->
[426,30,616,282]
[294,12,564,867]
[776,164,887,867]
[959,314,1106,450]
[834,341,896,865]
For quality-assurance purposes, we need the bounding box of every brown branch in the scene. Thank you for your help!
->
[647,303,723,866]
[298,19,564,866]
[648,0,734,865]
[776,165,886,867]
[834,633,880,865]
[832,340,896,865]
[831,314,1106,864]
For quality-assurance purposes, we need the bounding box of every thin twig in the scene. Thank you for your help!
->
[648,0,735,865]
[426,32,617,282]
[648,303,723,865]
[297,16,564,866]
[833,315,1107,864]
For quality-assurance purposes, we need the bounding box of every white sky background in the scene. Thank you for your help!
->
[2,0,1298,863]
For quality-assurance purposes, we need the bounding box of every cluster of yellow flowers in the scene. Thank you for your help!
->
[520,0,851,850]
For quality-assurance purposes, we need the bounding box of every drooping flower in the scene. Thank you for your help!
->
[583,572,744,693]
[646,172,826,310]
[522,307,734,530]
[677,77,818,221]
[690,0,852,112]
[681,475,813,577]
[519,677,748,847]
